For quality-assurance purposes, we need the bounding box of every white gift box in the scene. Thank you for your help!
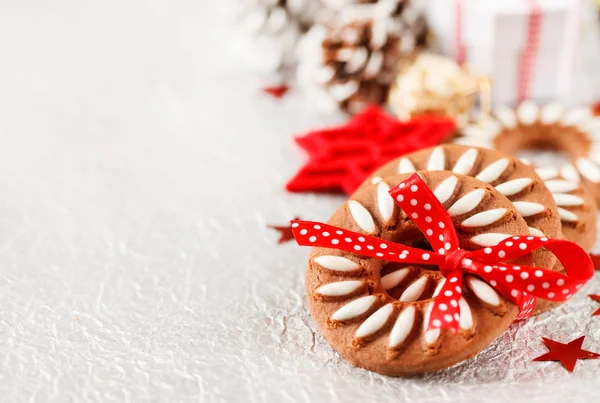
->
[426,0,600,105]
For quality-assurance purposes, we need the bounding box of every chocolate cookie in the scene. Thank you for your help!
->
[306,171,532,376]
[456,101,600,206]
[528,166,596,314]
[532,166,597,252]
[365,144,562,273]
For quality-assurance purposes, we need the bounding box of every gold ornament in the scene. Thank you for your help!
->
[387,52,478,127]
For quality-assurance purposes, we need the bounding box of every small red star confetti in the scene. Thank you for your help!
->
[533,336,600,372]
[269,218,300,244]
[590,294,600,316]
[590,253,600,270]
[286,106,455,194]
[262,84,289,99]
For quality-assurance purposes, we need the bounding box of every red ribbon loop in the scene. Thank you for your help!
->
[291,174,594,334]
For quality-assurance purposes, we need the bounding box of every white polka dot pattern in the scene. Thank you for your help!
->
[390,178,459,254]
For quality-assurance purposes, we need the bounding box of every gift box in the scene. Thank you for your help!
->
[426,0,600,105]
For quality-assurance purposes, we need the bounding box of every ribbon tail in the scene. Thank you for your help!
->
[426,270,462,334]
[514,294,536,321]
[466,236,593,309]
[290,220,444,266]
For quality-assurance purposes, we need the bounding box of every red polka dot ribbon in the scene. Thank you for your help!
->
[291,174,594,334]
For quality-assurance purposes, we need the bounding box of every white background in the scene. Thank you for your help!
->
[0,2,598,402]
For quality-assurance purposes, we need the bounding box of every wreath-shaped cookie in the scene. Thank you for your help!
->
[364,144,597,314]
[531,166,597,252]
[305,171,529,375]
[294,171,593,376]
[455,101,600,213]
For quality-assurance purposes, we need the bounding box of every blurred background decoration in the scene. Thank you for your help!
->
[228,0,600,117]
[387,52,478,126]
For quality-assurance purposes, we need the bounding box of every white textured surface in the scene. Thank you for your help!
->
[0,2,600,402]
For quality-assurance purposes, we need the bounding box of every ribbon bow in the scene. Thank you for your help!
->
[292,174,594,333]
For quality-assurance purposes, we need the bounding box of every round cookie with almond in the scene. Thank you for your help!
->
[363,144,576,315]
[456,101,600,207]
[305,171,532,376]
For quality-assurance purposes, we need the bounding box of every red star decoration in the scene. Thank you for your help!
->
[286,106,455,195]
[262,85,289,99]
[590,253,600,270]
[592,101,600,116]
[590,294,600,316]
[533,336,600,372]
[269,218,300,244]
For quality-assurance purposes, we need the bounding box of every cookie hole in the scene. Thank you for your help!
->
[380,262,443,302]
[494,126,590,165]
[389,225,433,250]
[378,225,446,302]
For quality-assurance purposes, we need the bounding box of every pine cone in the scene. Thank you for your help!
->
[230,0,323,73]
[286,0,324,29]
[298,8,418,113]
[323,1,428,44]
[322,0,408,15]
